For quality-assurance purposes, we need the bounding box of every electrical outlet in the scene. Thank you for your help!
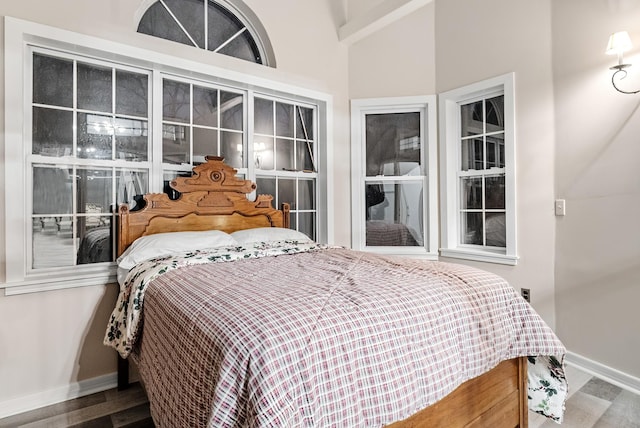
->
[521,288,531,303]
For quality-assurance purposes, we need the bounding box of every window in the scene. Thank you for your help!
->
[137,0,276,66]
[30,51,151,271]
[350,96,438,257]
[159,77,245,182]
[253,97,318,239]
[439,73,517,265]
[3,18,329,294]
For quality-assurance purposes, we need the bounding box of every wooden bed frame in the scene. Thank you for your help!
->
[115,156,529,427]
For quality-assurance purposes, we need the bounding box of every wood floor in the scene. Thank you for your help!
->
[1,365,639,427]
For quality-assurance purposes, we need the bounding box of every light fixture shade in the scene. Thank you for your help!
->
[606,31,632,55]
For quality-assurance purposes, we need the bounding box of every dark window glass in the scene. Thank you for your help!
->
[220,91,243,131]
[116,70,149,117]
[137,2,194,46]
[32,107,73,156]
[77,63,112,113]
[254,98,274,134]
[163,80,190,123]
[164,0,205,48]
[365,112,421,176]
[193,86,218,127]
[33,54,73,107]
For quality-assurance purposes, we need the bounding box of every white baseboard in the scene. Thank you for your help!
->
[0,372,117,420]
[3,352,639,420]
[565,351,640,395]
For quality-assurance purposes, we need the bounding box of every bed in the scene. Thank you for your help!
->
[104,156,567,427]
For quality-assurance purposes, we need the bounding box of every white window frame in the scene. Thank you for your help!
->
[2,17,332,295]
[439,73,518,265]
[350,96,438,258]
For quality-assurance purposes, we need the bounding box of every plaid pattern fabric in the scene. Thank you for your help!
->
[365,221,419,246]
[119,245,566,427]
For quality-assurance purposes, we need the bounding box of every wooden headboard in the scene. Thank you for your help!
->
[117,156,290,256]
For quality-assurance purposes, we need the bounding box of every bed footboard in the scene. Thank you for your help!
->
[388,357,528,428]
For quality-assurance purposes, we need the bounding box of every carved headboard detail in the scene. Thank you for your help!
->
[117,156,289,256]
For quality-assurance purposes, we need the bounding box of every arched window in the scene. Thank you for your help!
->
[137,0,276,67]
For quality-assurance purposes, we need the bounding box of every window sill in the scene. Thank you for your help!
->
[439,248,519,266]
[2,270,117,296]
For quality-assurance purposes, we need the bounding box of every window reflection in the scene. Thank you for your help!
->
[365,181,423,247]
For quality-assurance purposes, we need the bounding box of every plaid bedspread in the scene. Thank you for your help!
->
[104,241,567,426]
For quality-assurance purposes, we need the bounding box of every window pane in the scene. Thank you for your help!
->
[485,212,506,248]
[254,98,273,135]
[298,179,315,210]
[461,138,484,171]
[365,112,421,176]
[296,106,314,139]
[220,131,242,168]
[76,167,114,265]
[163,125,190,164]
[254,136,274,170]
[163,80,190,123]
[77,62,112,113]
[256,177,276,203]
[193,86,218,127]
[485,175,505,209]
[220,91,243,131]
[33,54,73,107]
[32,107,73,156]
[298,212,315,240]
[486,134,505,168]
[486,95,504,132]
[163,0,205,48]
[296,140,314,171]
[116,169,148,209]
[461,100,482,137]
[137,2,194,46]
[365,181,423,247]
[278,178,295,210]
[193,127,219,160]
[78,113,113,160]
[276,138,294,170]
[276,102,294,138]
[77,216,113,264]
[116,70,149,117]
[461,177,482,209]
[218,32,261,63]
[115,117,148,161]
[76,168,113,214]
[33,166,72,215]
[461,212,483,245]
[207,2,243,51]
[32,217,75,268]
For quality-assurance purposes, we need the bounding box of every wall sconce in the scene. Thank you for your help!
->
[606,31,639,94]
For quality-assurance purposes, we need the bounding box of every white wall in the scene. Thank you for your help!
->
[348,2,436,98]
[0,0,349,415]
[347,0,558,328]
[551,0,640,378]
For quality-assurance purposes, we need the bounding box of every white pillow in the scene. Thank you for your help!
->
[117,230,238,270]
[230,227,312,244]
